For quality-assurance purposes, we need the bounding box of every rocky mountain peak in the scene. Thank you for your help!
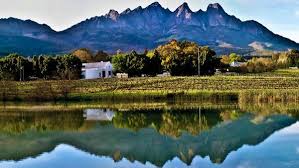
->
[148,2,162,8]
[121,8,132,15]
[134,6,143,11]
[175,2,192,18]
[207,3,225,14]
[144,1,166,13]
[105,9,119,21]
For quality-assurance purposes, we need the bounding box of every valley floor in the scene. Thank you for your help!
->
[1,69,299,103]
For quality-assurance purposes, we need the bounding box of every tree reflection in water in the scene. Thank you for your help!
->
[112,108,228,137]
[0,110,84,134]
[0,107,242,137]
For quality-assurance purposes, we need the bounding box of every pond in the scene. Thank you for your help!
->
[0,102,298,168]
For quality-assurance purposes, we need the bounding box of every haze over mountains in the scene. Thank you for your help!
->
[0,2,298,56]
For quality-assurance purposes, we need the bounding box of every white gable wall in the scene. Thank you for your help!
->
[84,68,101,79]
[82,61,113,79]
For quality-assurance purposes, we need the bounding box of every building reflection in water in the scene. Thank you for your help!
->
[83,109,115,121]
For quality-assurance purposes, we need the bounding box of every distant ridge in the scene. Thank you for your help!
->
[0,2,298,56]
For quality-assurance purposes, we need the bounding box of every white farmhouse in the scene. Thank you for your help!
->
[230,61,243,67]
[82,61,113,79]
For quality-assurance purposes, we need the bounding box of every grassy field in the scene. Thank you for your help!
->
[241,69,299,77]
[1,70,299,102]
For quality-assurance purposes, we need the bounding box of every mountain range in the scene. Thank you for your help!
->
[0,2,299,56]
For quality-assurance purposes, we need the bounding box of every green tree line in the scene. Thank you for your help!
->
[220,49,299,73]
[0,54,82,81]
[112,40,219,77]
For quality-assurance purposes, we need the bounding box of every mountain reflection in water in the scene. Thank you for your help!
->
[0,104,298,168]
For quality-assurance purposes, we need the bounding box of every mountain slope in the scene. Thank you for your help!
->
[0,18,71,55]
[0,2,299,56]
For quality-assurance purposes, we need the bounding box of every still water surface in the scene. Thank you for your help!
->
[0,103,298,168]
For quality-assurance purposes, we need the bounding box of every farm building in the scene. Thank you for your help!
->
[116,73,129,78]
[157,72,171,77]
[230,61,244,67]
[82,61,113,79]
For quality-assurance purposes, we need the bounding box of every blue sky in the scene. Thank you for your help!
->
[0,0,299,42]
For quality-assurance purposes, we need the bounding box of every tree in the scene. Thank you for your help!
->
[156,40,216,76]
[287,49,299,67]
[112,50,162,77]
[123,51,149,77]
[156,40,181,74]
[0,53,32,81]
[57,54,82,80]
[144,50,163,76]
[221,53,244,65]
[32,56,43,78]
[241,57,275,73]
[271,49,299,68]
[72,48,93,63]
[40,56,58,79]
[229,53,245,62]
[94,50,110,62]
[0,54,82,81]
[199,47,217,75]
[111,53,127,74]
[220,55,231,65]
[73,49,111,63]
